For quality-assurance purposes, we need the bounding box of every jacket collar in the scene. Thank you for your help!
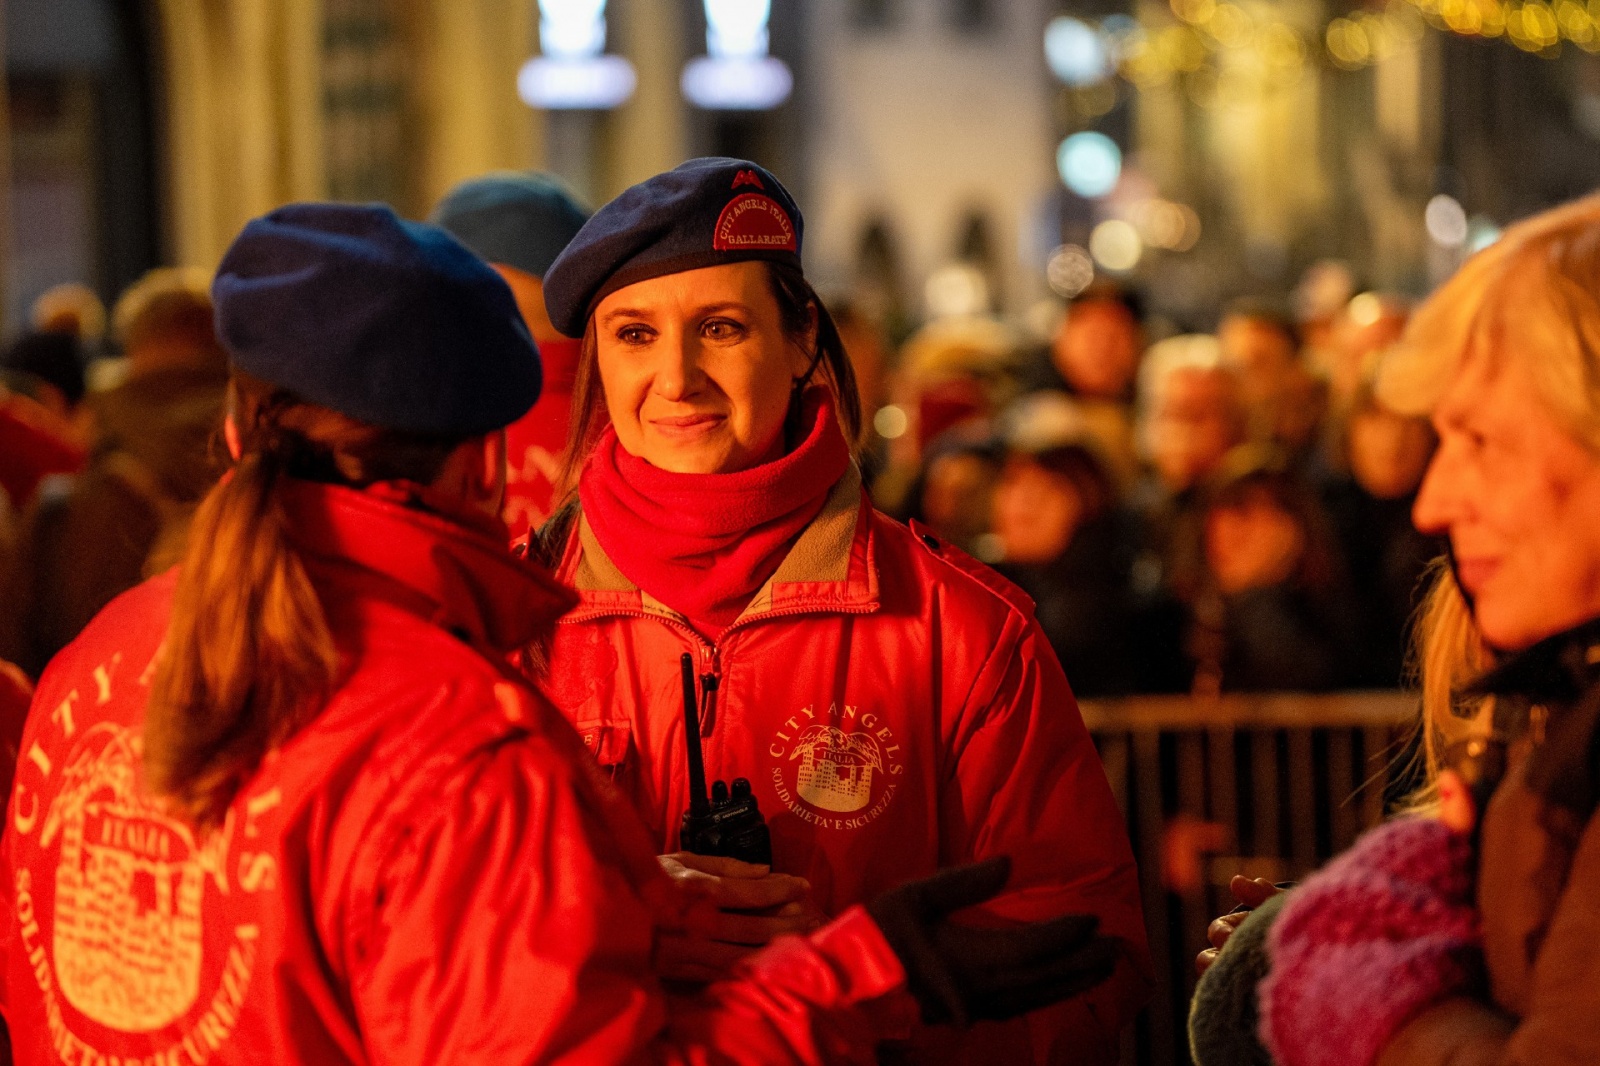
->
[280,478,576,654]
[1465,615,1600,818]
[556,465,879,628]
[1466,615,1600,705]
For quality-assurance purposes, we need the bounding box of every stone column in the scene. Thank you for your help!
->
[602,0,690,201]
[399,0,541,215]
[153,0,325,267]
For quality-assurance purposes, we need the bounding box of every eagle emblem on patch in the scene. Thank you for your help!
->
[713,193,797,252]
[767,705,904,829]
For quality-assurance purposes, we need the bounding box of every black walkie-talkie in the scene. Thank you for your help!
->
[677,652,772,865]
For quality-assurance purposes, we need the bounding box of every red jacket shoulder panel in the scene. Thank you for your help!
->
[903,516,1038,620]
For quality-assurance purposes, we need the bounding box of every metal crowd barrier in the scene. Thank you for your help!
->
[1079,691,1421,1066]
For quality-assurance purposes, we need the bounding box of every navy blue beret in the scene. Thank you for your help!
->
[213,202,541,436]
[543,157,803,338]
[429,172,590,281]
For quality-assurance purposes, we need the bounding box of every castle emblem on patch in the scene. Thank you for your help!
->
[7,647,274,1057]
[769,705,903,829]
[792,726,882,813]
[713,193,797,252]
[42,723,228,1031]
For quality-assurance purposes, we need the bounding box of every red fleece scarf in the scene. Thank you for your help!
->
[580,390,850,637]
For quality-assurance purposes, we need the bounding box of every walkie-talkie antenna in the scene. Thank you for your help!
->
[680,652,710,818]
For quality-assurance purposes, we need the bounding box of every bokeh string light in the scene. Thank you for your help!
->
[1050,0,1598,115]
[1328,0,1600,63]
[1042,0,1541,278]
[1113,1,1314,107]
[1401,0,1600,54]
[1324,3,1428,69]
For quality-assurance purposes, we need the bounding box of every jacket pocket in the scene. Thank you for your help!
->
[575,720,632,779]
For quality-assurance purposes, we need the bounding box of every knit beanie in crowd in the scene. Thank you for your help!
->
[429,172,590,281]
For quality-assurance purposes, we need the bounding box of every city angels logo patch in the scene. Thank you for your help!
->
[769,705,903,829]
[10,646,275,1062]
[713,193,797,252]
[42,723,228,1030]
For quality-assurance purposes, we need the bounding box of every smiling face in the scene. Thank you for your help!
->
[1413,345,1600,651]
[592,262,813,474]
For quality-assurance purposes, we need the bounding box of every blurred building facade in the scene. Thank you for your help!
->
[4,0,1600,336]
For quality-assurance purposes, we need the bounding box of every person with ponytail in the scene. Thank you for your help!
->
[527,158,1153,1064]
[0,203,1125,1065]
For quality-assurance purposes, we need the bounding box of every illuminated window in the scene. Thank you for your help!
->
[518,0,636,110]
[682,0,792,110]
[538,0,608,59]
[6,0,161,323]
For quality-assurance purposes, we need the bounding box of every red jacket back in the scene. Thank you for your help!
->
[0,479,908,1065]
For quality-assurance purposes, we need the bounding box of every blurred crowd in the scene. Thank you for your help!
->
[0,273,227,681]
[0,258,1441,699]
[852,267,1443,698]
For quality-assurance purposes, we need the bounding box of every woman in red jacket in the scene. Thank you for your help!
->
[0,203,1114,1065]
[529,158,1153,1064]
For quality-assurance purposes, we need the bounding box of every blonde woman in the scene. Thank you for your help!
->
[1256,195,1600,1066]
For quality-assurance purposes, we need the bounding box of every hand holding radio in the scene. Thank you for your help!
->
[657,653,821,984]
[654,852,821,983]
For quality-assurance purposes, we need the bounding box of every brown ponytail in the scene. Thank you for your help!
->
[145,372,470,828]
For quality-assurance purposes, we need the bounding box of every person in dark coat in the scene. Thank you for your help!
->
[991,396,1140,697]
[1127,335,1251,692]
[1320,383,1444,687]
[0,269,228,677]
[1187,448,1357,694]
[1196,193,1600,1066]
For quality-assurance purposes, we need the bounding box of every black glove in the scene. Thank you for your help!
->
[866,856,1119,1027]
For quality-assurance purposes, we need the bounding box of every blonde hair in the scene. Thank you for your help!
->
[145,372,469,828]
[1379,193,1600,452]
[1398,561,1493,812]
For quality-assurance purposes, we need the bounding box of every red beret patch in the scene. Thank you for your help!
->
[713,193,798,252]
